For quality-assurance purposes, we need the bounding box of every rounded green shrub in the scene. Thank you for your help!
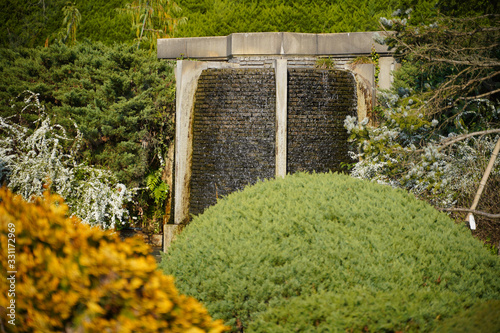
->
[249,290,500,332]
[433,299,500,333]
[160,172,500,332]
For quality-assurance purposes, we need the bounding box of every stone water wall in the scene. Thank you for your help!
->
[287,69,357,174]
[190,68,276,217]
[189,67,356,218]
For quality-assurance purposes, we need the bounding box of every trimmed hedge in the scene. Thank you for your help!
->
[160,172,500,332]
[0,187,227,332]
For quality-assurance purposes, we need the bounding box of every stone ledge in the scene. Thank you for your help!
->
[158,32,392,60]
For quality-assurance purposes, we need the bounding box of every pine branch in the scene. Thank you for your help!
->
[438,129,500,150]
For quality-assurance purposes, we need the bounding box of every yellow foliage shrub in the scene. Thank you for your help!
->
[0,187,227,333]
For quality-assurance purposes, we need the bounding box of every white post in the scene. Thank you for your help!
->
[275,59,287,178]
[467,136,500,229]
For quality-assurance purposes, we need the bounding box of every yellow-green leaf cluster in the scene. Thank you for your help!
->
[0,187,227,333]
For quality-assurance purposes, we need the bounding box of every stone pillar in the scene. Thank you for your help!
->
[163,224,179,251]
[378,56,398,91]
[174,60,198,226]
[275,59,287,178]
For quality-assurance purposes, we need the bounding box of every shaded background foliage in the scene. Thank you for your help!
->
[0,41,175,230]
[0,0,133,48]
[2,0,497,49]
[0,42,175,188]
[0,0,65,48]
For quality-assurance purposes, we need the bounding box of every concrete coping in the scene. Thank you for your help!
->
[157,32,392,60]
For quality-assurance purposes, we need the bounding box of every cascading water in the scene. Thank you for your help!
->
[189,67,356,218]
[287,68,356,174]
[190,68,276,217]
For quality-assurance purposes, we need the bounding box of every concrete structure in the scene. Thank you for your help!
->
[159,32,397,250]
[158,31,397,89]
[159,31,398,124]
[165,60,356,249]
[158,32,391,60]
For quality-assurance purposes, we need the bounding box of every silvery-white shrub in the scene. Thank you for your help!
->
[0,91,133,229]
[345,104,500,208]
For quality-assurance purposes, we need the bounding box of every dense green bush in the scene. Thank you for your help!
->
[171,0,498,38]
[0,41,175,229]
[175,0,396,37]
[0,0,66,48]
[0,0,134,48]
[249,291,500,332]
[433,299,500,333]
[160,172,500,332]
[77,0,135,45]
[3,0,495,49]
[0,41,175,189]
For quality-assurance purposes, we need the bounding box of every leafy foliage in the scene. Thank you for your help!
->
[146,169,169,205]
[174,0,399,37]
[433,299,500,333]
[0,0,135,48]
[380,12,499,132]
[346,12,500,247]
[121,0,187,50]
[0,42,175,230]
[0,187,228,332]
[0,0,67,48]
[142,168,169,232]
[169,0,496,39]
[160,172,500,332]
[250,292,500,332]
[59,2,82,46]
[4,0,494,49]
[77,0,135,45]
[435,0,498,17]
[344,114,500,208]
[314,57,336,69]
